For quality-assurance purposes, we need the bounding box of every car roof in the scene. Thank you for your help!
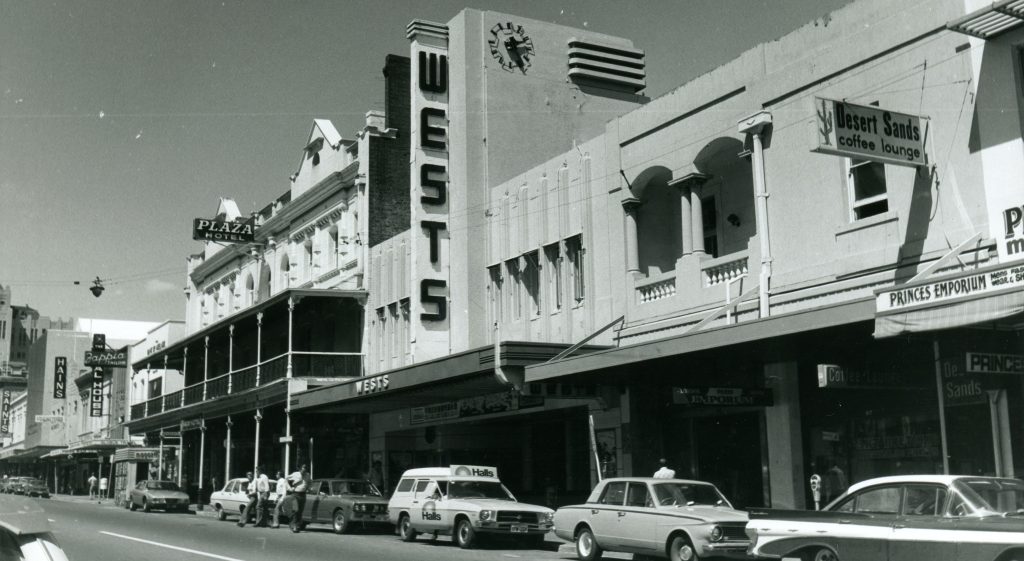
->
[0,495,52,535]
[845,475,974,494]
[599,477,718,485]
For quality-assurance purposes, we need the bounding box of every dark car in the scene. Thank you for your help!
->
[18,480,48,499]
[127,480,190,513]
[748,475,1024,561]
[286,479,389,534]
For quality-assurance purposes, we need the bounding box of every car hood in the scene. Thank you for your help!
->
[337,495,388,504]
[447,498,553,513]
[147,491,189,500]
[662,505,748,523]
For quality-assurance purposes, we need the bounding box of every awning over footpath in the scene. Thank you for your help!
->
[112,447,160,463]
[524,297,876,383]
[874,260,1024,338]
[0,446,24,460]
[291,342,603,415]
[41,439,133,459]
[10,446,63,461]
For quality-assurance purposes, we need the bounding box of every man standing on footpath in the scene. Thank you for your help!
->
[288,465,310,533]
[271,471,290,529]
[653,458,676,479]
[254,467,271,527]
[237,471,257,527]
[87,474,98,499]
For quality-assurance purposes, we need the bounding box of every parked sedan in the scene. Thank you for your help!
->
[19,479,49,498]
[127,480,190,513]
[553,477,749,561]
[2,477,25,494]
[286,479,389,534]
[209,478,280,522]
[747,475,1024,561]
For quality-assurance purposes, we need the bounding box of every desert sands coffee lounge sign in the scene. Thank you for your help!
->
[813,97,927,167]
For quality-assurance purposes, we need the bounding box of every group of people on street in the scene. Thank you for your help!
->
[237,465,311,532]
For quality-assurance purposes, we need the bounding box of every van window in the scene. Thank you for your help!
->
[415,480,431,493]
[396,479,414,493]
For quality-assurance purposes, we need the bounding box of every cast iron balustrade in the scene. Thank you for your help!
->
[206,374,229,399]
[163,390,183,411]
[130,351,363,420]
[183,384,204,406]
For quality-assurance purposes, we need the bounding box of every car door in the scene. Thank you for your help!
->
[832,484,901,561]
[412,480,445,532]
[618,481,658,553]
[590,481,627,550]
[889,484,955,561]
[307,481,325,522]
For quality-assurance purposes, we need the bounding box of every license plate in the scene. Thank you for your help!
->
[510,524,528,533]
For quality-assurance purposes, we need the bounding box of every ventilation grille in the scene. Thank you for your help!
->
[567,38,645,93]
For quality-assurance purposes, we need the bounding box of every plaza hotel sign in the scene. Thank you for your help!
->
[813,97,927,167]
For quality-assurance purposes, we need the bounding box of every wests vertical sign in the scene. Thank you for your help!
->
[409,20,451,360]
[53,357,67,399]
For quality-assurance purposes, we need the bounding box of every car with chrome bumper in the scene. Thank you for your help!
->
[127,480,190,513]
[746,475,1024,561]
[553,477,749,561]
[389,465,554,549]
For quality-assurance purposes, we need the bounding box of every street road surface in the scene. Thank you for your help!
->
[36,498,630,561]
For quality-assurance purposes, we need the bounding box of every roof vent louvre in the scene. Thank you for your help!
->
[567,38,646,93]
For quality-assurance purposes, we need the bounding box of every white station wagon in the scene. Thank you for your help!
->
[388,465,554,548]
[209,477,279,521]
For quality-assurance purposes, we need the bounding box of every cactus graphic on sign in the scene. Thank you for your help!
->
[817,98,833,146]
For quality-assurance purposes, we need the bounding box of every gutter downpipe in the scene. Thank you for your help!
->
[739,112,773,318]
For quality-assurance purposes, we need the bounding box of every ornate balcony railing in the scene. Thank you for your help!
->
[636,272,677,304]
[702,252,748,287]
[129,351,363,421]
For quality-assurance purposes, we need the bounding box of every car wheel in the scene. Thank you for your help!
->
[142,499,151,513]
[575,527,603,561]
[129,500,137,511]
[669,534,700,561]
[216,505,227,521]
[802,548,839,561]
[332,509,348,534]
[454,518,476,549]
[399,514,417,542]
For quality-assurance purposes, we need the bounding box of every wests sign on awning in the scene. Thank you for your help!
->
[192,218,255,243]
[813,97,927,167]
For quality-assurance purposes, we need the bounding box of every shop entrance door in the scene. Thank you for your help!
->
[945,389,1013,477]
[676,411,767,509]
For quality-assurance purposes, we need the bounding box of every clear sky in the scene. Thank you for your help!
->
[0,0,851,323]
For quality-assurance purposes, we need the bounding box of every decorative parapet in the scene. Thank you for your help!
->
[702,251,749,287]
[636,272,676,304]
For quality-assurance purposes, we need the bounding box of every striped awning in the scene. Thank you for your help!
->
[947,0,1024,39]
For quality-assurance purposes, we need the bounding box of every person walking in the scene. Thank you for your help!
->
[653,458,676,479]
[87,474,98,499]
[288,465,310,533]
[237,471,257,527]
[271,471,290,529]
[254,467,271,527]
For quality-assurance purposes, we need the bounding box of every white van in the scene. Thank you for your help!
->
[387,465,553,549]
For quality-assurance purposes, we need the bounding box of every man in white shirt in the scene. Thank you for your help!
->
[288,465,311,533]
[271,471,290,529]
[255,467,271,527]
[237,471,257,527]
[653,458,676,479]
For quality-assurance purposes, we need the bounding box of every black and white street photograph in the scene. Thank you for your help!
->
[1,0,1024,560]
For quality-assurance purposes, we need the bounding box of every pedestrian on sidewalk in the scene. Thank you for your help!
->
[98,477,108,503]
[288,465,310,533]
[271,471,290,529]
[653,458,676,479]
[254,467,270,527]
[237,471,257,527]
[87,474,98,499]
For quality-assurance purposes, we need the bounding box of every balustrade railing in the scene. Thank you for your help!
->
[636,273,677,304]
[702,253,748,287]
[131,351,363,420]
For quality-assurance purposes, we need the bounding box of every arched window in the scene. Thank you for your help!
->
[693,138,755,258]
[631,166,681,276]
[279,251,291,290]
[245,273,255,307]
[258,263,272,302]
[328,226,340,269]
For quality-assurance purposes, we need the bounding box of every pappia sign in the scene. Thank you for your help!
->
[813,97,927,167]
[192,218,255,243]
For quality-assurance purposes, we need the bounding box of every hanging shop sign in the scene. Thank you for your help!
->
[89,367,104,417]
[180,419,205,431]
[966,352,1024,375]
[410,390,543,425]
[53,357,67,399]
[671,387,773,407]
[816,364,917,389]
[192,218,256,243]
[999,202,1024,263]
[876,261,1024,313]
[84,347,128,368]
[92,334,106,352]
[0,389,11,436]
[813,97,927,167]
[160,430,181,439]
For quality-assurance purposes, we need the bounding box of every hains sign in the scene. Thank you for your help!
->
[192,218,256,243]
[814,97,927,167]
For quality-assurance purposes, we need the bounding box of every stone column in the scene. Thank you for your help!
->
[668,175,696,256]
[678,173,711,257]
[764,361,804,509]
[621,198,642,275]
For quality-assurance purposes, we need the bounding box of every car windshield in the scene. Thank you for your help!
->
[147,481,181,491]
[652,482,729,507]
[25,479,44,486]
[330,480,381,496]
[955,478,1024,515]
[447,480,513,500]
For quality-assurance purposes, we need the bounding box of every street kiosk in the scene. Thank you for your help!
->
[111,447,160,507]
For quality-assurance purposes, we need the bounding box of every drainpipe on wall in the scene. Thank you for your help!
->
[738,112,773,318]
